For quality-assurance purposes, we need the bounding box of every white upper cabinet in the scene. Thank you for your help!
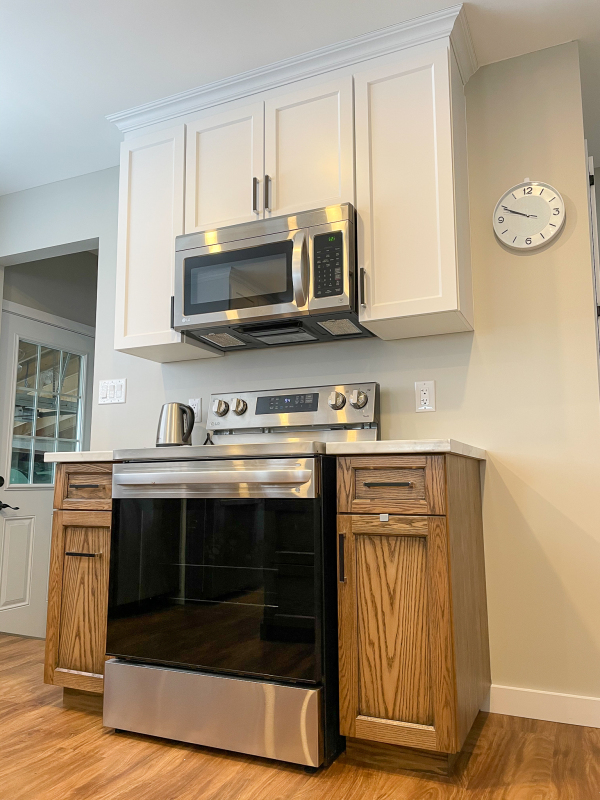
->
[354,43,473,339]
[114,126,221,362]
[264,76,354,217]
[185,102,265,233]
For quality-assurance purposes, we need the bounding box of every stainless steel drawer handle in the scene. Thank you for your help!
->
[65,551,102,558]
[252,177,259,213]
[70,483,100,489]
[264,174,271,212]
[114,469,312,486]
[363,481,413,488]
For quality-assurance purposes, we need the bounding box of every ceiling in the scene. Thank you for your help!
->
[1,0,600,196]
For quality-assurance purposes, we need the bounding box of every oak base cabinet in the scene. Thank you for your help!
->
[337,454,490,765]
[44,464,113,695]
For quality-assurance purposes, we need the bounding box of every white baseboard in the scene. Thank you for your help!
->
[481,684,600,729]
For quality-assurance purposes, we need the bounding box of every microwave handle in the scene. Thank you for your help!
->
[292,231,308,309]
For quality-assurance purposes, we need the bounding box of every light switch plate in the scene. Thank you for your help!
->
[415,380,435,412]
[99,379,127,404]
[189,398,202,422]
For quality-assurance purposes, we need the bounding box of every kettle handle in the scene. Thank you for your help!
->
[179,403,195,444]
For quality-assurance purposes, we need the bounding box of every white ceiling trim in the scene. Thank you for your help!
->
[107,3,477,133]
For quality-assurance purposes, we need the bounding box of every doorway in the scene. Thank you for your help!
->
[0,250,97,637]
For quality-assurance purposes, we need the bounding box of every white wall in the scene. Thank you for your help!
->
[0,43,599,707]
[3,252,98,326]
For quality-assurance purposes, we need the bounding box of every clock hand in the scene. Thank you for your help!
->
[501,205,537,219]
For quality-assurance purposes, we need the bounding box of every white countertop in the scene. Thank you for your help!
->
[44,439,485,463]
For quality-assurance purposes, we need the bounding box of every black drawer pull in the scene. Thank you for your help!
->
[70,483,100,489]
[65,551,101,558]
[338,534,345,583]
[363,481,413,488]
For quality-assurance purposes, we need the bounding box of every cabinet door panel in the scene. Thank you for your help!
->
[265,76,354,217]
[186,102,264,232]
[355,44,461,328]
[338,514,458,752]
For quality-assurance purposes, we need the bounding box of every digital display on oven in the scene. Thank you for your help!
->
[255,393,319,414]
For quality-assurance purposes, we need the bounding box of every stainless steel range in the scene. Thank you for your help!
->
[104,383,379,769]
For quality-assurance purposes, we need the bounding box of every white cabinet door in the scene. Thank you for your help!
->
[264,76,354,217]
[114,126,221,362]
[355,44,473,339]
[185,102,264,233]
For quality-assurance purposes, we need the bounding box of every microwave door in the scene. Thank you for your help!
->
[174,230,309,331]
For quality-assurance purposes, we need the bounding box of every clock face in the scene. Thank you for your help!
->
[493,181,566,250]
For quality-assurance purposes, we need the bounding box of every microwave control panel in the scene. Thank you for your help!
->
[313,231,343,298]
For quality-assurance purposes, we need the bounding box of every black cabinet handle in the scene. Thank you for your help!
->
[338,533,345,583]
[70,484,100,489]
[364,481,413,488]
[65,551,101,558]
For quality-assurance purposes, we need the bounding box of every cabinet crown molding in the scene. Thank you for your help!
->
[107,4,477,134]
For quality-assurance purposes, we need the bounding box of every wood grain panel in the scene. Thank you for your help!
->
[44,511,66,685]
[55,463,113,511]
[57,525,111,676]
[356,532,433,726]
[350,515,428,536]
[345,737,455,776]
[445,454,491,748]
[427,515,458,752]
[355,716,437,750]
[53,668,104,694]
[354,467,425,501]
[425,455,446,514]
[337,515,356,737]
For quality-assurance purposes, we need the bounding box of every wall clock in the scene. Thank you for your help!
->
[493,179,566,250]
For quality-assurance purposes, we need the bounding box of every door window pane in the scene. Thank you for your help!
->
[11,437,32,484]
[8,338,86,486]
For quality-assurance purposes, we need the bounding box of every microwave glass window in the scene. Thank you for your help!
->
[184,240,294,316]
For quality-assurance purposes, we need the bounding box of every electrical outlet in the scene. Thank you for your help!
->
[189,398,202,422]
[415,380,435,412]
[99,379,127,404]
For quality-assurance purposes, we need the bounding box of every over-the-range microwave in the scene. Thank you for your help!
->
[173,203,372,351]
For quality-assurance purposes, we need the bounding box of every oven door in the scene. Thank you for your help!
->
[108,459,322,683]
[174,230,309,331]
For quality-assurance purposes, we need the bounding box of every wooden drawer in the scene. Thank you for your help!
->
[54,463,113,511]
[337,455,445,515]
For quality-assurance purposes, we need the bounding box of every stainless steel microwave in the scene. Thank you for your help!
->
[172,203,372,351]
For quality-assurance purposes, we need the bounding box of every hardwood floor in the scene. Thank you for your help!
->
[1,632,599,799]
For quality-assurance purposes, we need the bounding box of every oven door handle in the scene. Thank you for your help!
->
[113,469,313,487]
[291,230,308,309]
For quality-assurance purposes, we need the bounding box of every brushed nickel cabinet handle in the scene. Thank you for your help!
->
[264,174,271,212]
[252,177,259,213]
[364,481,413,488]
[338,533,345,583]
[65,552,102,558]
[70,483,100,489]
[359,267,367,308]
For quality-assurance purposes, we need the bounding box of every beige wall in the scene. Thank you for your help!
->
[0,43,599,701]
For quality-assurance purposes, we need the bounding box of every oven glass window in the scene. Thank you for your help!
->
[107,498,320,683]
[183,240,294,316]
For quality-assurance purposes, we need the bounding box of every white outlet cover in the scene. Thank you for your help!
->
[99,378,127,404]
[188,398,202,422]
[415,380,435,412]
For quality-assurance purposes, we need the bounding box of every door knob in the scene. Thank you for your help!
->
[0,476,4,487]
[0,502,19,511]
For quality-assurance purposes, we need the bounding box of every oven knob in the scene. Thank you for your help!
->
[328,391,346,410]
[349,389,368,409]
[212,398,229,417]
[232,398,247,416]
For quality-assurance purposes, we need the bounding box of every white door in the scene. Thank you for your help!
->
[354,44,467,335]
[0,307,94,637]
[264,75,354,218]
[185,102,265,232]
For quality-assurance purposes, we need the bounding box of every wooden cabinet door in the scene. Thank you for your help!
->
[354,43,472,339]
[264,75,354,218]
[185,102,264,232]
[44,510,112,693]
[114,125,219,363]
[338,514,459,753]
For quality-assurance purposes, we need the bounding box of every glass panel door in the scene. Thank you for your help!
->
[108,497,321,683]
[183,240,294,316]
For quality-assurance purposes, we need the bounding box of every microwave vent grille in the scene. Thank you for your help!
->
[201,332,246,348]
[318,319,362,336]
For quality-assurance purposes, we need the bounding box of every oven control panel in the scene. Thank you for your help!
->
[207,382,379,432]
[313,231,343,298]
